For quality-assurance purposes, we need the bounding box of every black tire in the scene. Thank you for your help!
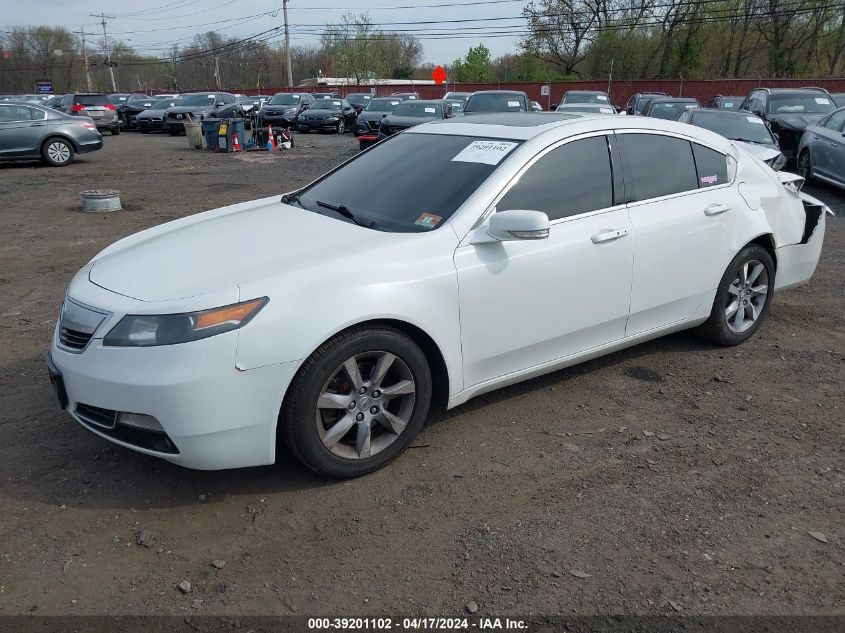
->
[280,325,432,478]
[168,129,180,136]
[41,137,75,167]
[797,149,812,180]
[111,127,120,136]
[696,244,775,346]
[140,129,150,134]
[336,119,345,134]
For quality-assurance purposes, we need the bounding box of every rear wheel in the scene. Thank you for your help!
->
[797,149,812,180]
[696,244,774,346]
[41,138,74,167]
[111,127,120,136]
[280,326,432,478]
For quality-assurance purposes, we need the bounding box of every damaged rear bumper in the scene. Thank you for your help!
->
[774,191,829,291]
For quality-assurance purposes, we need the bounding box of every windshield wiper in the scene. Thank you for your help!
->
[281,192,303,207]
[315,200,378,229]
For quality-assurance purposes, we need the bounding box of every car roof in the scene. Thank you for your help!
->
[758,87,830,94]
[564,90,607,94]
[470,90,527,96]
[395,99,443,105]
[649,97,699,102]
[557,103,613,109]
[691,108,757,117]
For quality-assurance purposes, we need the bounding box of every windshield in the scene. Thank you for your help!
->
[650,101,699,119]
[557,104,614,113]
[563,92,609,104]
[770,94,836,114]
[179,94,217,106]
[269,93,301,106]
[366,99,400,112]
[692,112,776,144]
[293,134,519,233]
[347,94,371,105]
[127,95,153,105]
[635,95,665,113]
[313,100,343,110]
[393,102,441,117]
[153,99,178,109]
[719,98,743,111]
[466,94,526,112]
[445,100,464,113]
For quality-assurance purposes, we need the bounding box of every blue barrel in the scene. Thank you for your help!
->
[202,119,220,151]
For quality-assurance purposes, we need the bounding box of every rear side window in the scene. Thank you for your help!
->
[692,144,729,188]
[0,105,34,122]
[74,95,110,106]
[498,136,613,221]
[622,134,698,200]
[824,109,845,131]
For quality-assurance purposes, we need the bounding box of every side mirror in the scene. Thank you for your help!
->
[472,209,550,244]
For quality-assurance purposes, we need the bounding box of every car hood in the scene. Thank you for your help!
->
[358,111,391,122]
[138,108,168,117]
[88,196,392,302]
[303,109,341,117]
[382,115,435,128]
[768,113,826,131]
[263,104,298,112]
[735,141,781,162]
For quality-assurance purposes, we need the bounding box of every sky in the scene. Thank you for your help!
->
[3,0,530,70]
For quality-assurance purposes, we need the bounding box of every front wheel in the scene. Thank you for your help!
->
[797,150,812,180]
[336,119,345,134]
[280,326,432,478]
[696,244,775,346]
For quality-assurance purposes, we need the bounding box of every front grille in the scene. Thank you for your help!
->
[76,404,179,454]
[57,299,109,353]
[368,121,380,131]
[59,326,93,350]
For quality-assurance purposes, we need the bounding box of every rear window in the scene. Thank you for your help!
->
[393,102,441,117]
[75,94,111,106]
[622,133,698,200]
[562,92,609,104]
[689,111,775,144]
[770,94,835,114]
[466,94,526,112]
[692,144,729,188]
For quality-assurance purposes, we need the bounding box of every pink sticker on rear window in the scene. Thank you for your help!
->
[700,174,718,184]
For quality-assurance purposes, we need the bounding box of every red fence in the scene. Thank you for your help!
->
[241,78,845,108]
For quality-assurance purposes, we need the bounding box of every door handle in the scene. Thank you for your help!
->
[704,203,731,216]
[591,228,629,244]
[30,122,46,127]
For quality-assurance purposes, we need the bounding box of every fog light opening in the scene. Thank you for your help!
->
[118,412,164,432]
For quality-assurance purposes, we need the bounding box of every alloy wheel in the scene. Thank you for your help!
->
[725,259,769,333]
[337,119,345,133]
[47,141,71,164]
[315,351,416,460]
[797,151,811,179]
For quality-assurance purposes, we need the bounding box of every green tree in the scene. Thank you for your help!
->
[451,44,493,82]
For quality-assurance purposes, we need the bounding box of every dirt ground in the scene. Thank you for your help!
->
[0,131,843,620]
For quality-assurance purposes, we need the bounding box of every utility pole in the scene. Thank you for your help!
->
[214,54,222,89]
[283,0,293,87]
[74,28,93,92]
[91,12,117,92]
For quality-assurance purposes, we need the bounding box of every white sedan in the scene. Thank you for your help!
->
[47,113,828,477]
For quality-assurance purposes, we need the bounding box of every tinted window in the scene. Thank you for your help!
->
[563,92,609,104]
[393,102,441,117]
[295,134,518,233]
[824,109,845,131]
[689,111,775,144]
[623,134,698,200]
[75,94,111,106]
[0,104,34,121]
[770,93,835,114]
[269,93,301,105]
[366,99,400,112]
[692,144,729,188]
[466,93,526,112]
[498,136,613,221]
[649,101,699,120]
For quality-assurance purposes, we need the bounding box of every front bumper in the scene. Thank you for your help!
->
[48,299,300,470]
[298,119,340,131]
[260,114,298,126]
[137,118,164,130]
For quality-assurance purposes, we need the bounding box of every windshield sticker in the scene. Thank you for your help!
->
[452,140,519,165]
[700,174,718,185]
[507,100,520,107]
[415,213,442,229]
[815,97,830,105]
[424,107,436,113]
[685,104,697,108]
[724,102,734,107]
[597,95,608,101]
[208,94,216,98]
[747,116,764,124]
[600,107,614,113]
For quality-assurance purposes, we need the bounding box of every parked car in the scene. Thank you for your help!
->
[832,93,845,107]
[464,90,529,113]
[345,93,373,114]
[259,92,315,128]
[0,101,102,166]
[677,108,785,170]
[43,95,63,109]
[555,103,616,115]
[530,101,543,112]
[163,92,241,135]
[625,92,670,115]
[797,106,845,189]
[312,92,341,100]
[56,93,120,135]
[236,95,264,116]
[119,94,156,130]
[391,92,420,101]
[706,95,744,111]
[136,97,182,133]
[739,87,837,160]
[443,91,472,104]
[107,93,132,108]
[46,113,827,477]
[377,100,453,142]
[641,97,701,120]
[443,99,465,115]
[353,97,402,148]
[296,98,357,134]
[559,90,611,107]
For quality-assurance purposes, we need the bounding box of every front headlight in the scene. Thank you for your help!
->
[284,108,297,116]
[103,297,267,347]
[325,116,338,122]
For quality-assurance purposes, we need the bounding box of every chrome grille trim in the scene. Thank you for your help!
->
[57,298,111,353]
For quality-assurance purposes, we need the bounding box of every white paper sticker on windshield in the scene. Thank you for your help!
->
[424,107,436,113]
[600,107,614,113]
[747,116,764,124]
[208,94,216,98]
[685,104,697,108]
[724,102,734,107]
[452,140,519,165]
[507,100,519,107]
[597,95,608,101]
[815,97,830,104]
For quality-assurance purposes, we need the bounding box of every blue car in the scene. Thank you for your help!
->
[797,106,845,190]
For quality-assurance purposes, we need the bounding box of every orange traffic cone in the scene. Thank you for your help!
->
[233,132,241,152]
[266,124,275,151]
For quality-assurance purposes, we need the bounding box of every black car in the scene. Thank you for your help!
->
[119,94,156,130]
[353,97,402,141]
[740,87,838,160]
[559,90,612,108]
[641,97,701,120]
[163,92,241,135]
[259,92,315,128]
[625,92,670,115]
[312,92,341,100]
[831,93,845,107]
[443,91,472,104]
[345,93,373,114]
[297,98,357,133]
[390,92,420,101]
[377,100,453,142]
[706,95,744,111]
[136,97,181,133]
[464,90,528,113]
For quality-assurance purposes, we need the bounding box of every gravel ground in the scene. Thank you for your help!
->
[0,132,843,619]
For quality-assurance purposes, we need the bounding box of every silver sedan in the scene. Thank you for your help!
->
[797,106,845,189]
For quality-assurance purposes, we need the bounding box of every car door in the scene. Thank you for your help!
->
[810,109,845,181]
[619,132,744,337]
[0,104,40,157]
[454,133,634,388]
